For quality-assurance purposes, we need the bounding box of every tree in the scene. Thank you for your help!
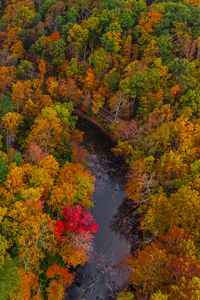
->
[117,291,135,300]
[169,277,200,300]
[156,150,188,188]
[120,60,170,115]
[39,155,59,179]
[27,106,63,154]
[38,58,46,84]
[14,5,35,28]
[5,163,25,194]
[0,234,9,270]
[150,291,168,300]
[46,265,73,300]
[26,142,44,163]
[11,80,32,112]
[105,68,121,92]
[1,112,22,151]
[8,199,56,272]
[54,205,99,241]
[15,60,34,80]
[83,68,97,92]
[17,269,42,300]
[0,259,20,300]
[91,86,107,114]
[49,163,94,213]
[11,40,24,59]
[46,77,60,98]
[120,8,135,30]
[59,78,83,104]
[47,38,66,65]
[0,156,8,183]
[0,66,14,97]
[68,24,89,58]
[142,187,200,240]
[91,48,111,80]
[126,243,167,297]
[139,11,163,38]
[101,30,121,53]
[109,90,129,120]
[126,226,200,298]
[126,159,148,203]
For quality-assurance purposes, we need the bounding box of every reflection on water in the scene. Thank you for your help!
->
[65,118,139,300]
[110,199,144,252]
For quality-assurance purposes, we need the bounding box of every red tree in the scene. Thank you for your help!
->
[54,205,99,241]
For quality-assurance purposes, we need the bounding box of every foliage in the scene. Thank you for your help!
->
[126,227,200,298]
[0,0,199,298]
[0,259,20,300]
[117,291,135,300]
[54,205,99,241]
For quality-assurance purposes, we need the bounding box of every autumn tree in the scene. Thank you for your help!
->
[1,112,22,151]
[49,163,94,213]
[126,227,200,298]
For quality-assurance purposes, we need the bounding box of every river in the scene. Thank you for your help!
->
[66,118,139,300]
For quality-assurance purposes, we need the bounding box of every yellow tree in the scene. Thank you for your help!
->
[0,66,14,98]
[142,186,200,240]
[11,80,32,112]
[27,107,63,154]
[8,200,57,273]
[1,112,22,151]
[49,163,94,213]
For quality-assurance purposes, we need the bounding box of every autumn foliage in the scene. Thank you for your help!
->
[54,205,99,241]
[0,0,199,299]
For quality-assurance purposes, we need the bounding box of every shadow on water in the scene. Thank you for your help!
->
[110,199,145,254]
[65,117,140,300]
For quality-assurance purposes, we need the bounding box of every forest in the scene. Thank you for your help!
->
[0,0,199,299]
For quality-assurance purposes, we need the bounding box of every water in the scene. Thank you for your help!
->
[66,118,138,300]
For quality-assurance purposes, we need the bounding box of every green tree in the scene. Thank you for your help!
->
[16,60,34,80]
[48,39,66,65]
[0,157,8,183]
[91,48,111,80]
[0,259,20,300]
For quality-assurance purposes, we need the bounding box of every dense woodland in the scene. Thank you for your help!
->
[0,0,200,299]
